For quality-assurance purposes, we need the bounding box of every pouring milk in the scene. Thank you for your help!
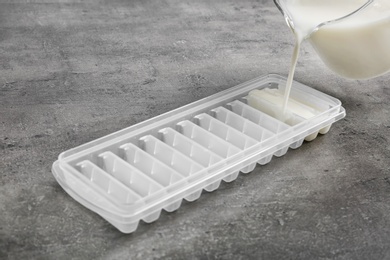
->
[274,0,390,116]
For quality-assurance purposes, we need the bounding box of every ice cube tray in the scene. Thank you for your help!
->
[52,74,345,233]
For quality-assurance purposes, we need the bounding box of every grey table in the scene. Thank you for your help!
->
[1,1,389,259]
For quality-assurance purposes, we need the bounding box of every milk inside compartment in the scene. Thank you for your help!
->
[246,82,335,141]
[52,74,346,233]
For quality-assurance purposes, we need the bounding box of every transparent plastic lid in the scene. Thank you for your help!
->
[52,74,345,233]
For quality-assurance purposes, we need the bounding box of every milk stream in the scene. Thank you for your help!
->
[282,36,301,115]
[280,0,390,116]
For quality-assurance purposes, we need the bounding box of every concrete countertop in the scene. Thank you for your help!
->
[1,0,389,259]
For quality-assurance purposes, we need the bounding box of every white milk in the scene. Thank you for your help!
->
[288,0,390,80]
[252,0,390,122]
[247,88,318,124]
[247,88,327,141]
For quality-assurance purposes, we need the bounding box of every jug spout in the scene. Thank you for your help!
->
[274,0,374,38]
[274,0,390,79]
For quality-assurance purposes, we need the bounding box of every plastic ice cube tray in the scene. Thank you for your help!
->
[52,74,345,233]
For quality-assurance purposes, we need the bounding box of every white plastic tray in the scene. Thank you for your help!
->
[52,74,345,233]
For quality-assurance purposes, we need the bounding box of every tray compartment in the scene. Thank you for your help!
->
[76,160,143,205]
[98,151,164,198]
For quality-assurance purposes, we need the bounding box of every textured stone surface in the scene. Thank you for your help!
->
[1,0,390,259]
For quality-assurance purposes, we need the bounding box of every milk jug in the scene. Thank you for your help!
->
[274,0,390,79]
